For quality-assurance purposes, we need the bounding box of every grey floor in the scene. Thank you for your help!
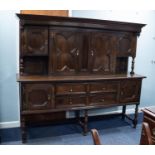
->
[1,115,142,145]
[2,124,141,145]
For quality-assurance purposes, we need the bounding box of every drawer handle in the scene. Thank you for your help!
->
[48,94,51,101]
[121,91,124,95]
[102,88,106,90]
[100,99,105,102]
[91,50,94,56]
[69,88,73,92]
[69,98,72,104]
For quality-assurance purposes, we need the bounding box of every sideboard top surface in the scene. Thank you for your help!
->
[17,73,146,82]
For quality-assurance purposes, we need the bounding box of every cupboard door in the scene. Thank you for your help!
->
[23,84,54,110]
[21,26,48,56]
[120,79,141,103]
[116,33,137,57]
[49,29,86,74]
[88,32,116,74]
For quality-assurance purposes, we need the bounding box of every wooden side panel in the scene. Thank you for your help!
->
[120,79,142,103]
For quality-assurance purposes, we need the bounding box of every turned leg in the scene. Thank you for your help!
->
[75,110,80,122]
[122,105,126,120]
[21,117,27,143]
[133,104,139,128]
[83,110,88,136]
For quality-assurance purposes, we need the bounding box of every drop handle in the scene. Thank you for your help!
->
[47,94,51,101]
[76,50,79,56]
[91,50,94,56]
[100,99,105,102]
[69,98,73,104]
[45,40,48,45]
[121,91,124,95]
[69,88,73,92]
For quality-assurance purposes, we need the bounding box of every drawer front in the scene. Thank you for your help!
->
[90,82,118,93]
[55,96,86,108]
[89,93,118,106]
[56,83,86,95]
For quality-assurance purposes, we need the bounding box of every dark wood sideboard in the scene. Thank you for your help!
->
[16,14,146,143]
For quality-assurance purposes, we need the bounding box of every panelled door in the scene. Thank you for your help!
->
[88,31,116,74]
[21,26,48,56]
[49,28,86,74]
[23,84,54,110]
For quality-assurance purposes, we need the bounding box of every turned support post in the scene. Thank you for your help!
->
[83,109,88,135]
[122,105,126,120]
[21,117,27,143]
[130,57,135,75]
[133,104,139,128]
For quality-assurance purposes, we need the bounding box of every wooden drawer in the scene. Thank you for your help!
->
[90,82,118,93]
[55,96,86,108]
[56,83,86,95]
[89,93,118,106]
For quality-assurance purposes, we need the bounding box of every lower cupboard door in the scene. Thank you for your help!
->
[23,84,52,110]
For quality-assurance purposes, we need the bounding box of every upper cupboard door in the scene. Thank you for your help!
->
[116,32,137,57]
[21,26,48,56]
[88,32,116,74]
[49,29,86,74]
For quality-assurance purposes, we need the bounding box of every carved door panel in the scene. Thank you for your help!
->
[49,29,85,74]
[21,26,48,56]
[120,79,141,103]
[88,32,116,74]
[23,84,54,110]
[116,33,137,57]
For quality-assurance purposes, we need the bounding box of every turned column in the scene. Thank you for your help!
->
[130,57,135,75]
